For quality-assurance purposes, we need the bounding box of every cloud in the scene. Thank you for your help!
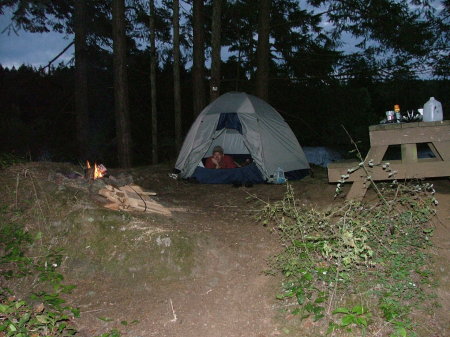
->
[0,13,74,69]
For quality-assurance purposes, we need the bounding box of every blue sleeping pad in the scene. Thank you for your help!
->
[191,163,265,184]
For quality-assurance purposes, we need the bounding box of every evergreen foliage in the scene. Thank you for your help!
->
[0,0,448,164]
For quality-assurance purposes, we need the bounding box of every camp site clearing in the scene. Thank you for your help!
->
[1,161,449,337]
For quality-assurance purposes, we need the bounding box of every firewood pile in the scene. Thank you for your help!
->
[51,162,175,216]
[98,183,172,216]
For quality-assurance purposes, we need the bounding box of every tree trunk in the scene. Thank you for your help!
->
[235,30,242,91]
[74,0,89,159]
[149,0,158,164]
[173,0,182,152]
[192,0,206,116]
[255,0,271,101]
[112,0,132,168]
[210,0,223,102]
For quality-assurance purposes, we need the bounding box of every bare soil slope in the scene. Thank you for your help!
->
[1,163,449,337]
[66,165,339,337]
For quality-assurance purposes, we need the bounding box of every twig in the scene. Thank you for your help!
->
[26,170,51,219]
[392,179,406,204]
[169,298,177,323]
[15,172,20,208]
[341,125,388,205]
[128,184,148,212]
[327,266,340,315]
[41,41,74,72]
[23,169,46,246]
[82,308,106,314]
[243,189,270,206]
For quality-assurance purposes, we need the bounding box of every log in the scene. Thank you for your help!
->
[98,184,171,216]
[85,167,95,180]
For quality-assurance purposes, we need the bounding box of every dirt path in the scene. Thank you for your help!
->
[70,190,281,337]
[66,168,339,337]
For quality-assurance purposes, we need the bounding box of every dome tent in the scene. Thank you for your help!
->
[175,92,310,183]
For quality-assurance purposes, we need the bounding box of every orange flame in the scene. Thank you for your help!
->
[86,161,106,179]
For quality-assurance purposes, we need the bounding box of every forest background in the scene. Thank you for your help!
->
[0,0,449,168]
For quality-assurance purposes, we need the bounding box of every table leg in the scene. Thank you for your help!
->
[401,144,418,163]
[427,143,442,160]
[365,145,388,165]
[345,145,388,201]
[346,179,369,201]
[431,141,450,161]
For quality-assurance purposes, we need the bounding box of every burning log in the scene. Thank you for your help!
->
[85,161,107,180]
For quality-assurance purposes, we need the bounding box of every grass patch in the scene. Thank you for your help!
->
[0,218,79,336]
[260,182,437,336]
[0,207,122,336]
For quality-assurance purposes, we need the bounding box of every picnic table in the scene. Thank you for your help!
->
[328,120,450,200]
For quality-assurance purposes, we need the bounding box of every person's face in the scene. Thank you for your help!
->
[213,151,223,162]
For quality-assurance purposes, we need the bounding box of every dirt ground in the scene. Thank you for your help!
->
[2,163,449,337]
[67,165,339,337]
[428,180,450,337]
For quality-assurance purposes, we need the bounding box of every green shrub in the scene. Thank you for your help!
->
[261,182,436,336]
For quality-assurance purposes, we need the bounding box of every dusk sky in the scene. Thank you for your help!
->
[0,2,444,72]
[0,12,74,69]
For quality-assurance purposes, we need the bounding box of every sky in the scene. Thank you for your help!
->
[0,12,353,70]
[0,2,444,71]
[0,12,74,69]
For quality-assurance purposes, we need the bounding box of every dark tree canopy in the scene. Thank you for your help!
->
[0,0,448,166]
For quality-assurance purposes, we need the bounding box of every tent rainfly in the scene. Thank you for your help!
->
[174,92,310,184]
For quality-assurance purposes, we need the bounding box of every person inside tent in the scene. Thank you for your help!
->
[205,146,239,169]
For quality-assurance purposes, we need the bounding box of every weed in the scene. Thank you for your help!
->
[260,182,436,336]
[0,153,25,169]
[0,291,77,336]
[0,224,79,336]
[94,330,121,337]
[0,223,34,279]
[328,305,372,335]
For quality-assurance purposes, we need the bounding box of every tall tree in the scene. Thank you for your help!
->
[173,0,182,151]
[74,0,89,159]
[306,0,440,79]
[255,0,271,100]
[192,0,206,116]
[210,0,223,101]
[149,0,158,164]
[112,0,132,168]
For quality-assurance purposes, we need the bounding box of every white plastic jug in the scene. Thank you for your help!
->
[423,97,443,122]
[274,167,286,184]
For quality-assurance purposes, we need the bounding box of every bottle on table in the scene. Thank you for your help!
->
[394,104,401,123]
[423,97,443,122]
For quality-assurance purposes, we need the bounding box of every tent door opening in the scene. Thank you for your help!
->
[205,113,252,164]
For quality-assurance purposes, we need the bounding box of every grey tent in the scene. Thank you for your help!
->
[175,92,310,183]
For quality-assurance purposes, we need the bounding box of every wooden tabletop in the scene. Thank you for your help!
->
[369,120,450,146]
[369,120,450,131]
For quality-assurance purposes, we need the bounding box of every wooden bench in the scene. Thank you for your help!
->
[328,120,450,200]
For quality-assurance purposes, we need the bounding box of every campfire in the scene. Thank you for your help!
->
[85,161,107,180]
[74,160,173,215]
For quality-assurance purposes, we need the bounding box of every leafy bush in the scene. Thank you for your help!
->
[260,182,437,336]
[0,291,77,337]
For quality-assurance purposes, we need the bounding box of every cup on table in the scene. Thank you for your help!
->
[386,111,395,122]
